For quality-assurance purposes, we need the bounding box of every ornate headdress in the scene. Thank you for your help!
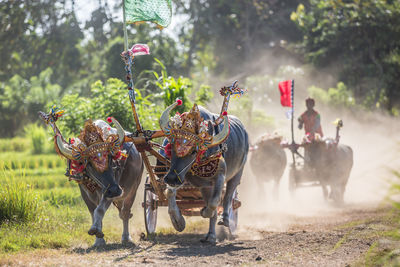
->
[39,107,126,173]
[159,81,245,158]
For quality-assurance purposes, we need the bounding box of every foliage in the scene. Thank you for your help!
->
[56,78,162,136]
[24,124,46,154]
[0,68,61,137]
[292,0,400,110]
[308,82,355,108]
[175,0,304,78]
[229,95,275,131]
[0,138,29,153]
[195,85,214,107]
[0,170,40,224]
[41,188,82,207]
[0,1,83,87]
[154,63,193,113]
[152,58,212,113]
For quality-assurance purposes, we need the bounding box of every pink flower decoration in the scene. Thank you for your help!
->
[130,44,150,56]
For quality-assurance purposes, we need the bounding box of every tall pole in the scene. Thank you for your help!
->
[122,0,128,51]
[122,0,143,132]
[291,79,295,165]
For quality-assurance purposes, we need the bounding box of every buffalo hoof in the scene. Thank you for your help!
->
[93,237,106,247]
[200,232,216,244]
[170,213,186,232]
[121,235,134,246]
[217,213,229,227]
[88,226,104,238]
[200,207,216,218]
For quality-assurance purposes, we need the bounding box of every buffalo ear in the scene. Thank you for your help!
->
[207,121,214,136]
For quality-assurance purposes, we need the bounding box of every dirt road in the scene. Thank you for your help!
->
[1,203,392,267]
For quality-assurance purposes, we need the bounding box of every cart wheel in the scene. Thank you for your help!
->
[289,167,297,196]
[144,178,158,235]
[228,190,239,235]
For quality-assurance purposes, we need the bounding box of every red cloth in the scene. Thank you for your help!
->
[278,80,293,107]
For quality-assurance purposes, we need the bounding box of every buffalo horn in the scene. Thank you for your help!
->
[209,115,229,147]
[55,135,75,160]
[159,101,179,133]
[110,117,125,145]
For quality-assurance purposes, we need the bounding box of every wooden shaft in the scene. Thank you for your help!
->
[148,149,170,165]
[141,151,165,201]
[129,94,143,132]
[124,130,166,144]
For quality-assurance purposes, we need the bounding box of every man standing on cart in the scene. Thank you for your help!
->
[298,97,323,169]
[298,97,323,140]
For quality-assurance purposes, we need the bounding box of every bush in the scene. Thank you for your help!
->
[24,124,46,154]
[308,82,355,108]
[56,78,162,136]
[0,171,41,224]
[0,137,30,152]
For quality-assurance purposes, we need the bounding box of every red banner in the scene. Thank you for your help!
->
[278,80,292,107]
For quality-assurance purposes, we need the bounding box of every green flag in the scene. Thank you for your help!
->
[124,0,172,28]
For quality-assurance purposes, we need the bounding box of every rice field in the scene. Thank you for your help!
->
[0,137,207,256]
[0,138,95,253]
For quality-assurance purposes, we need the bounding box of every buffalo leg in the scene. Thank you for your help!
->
[167,188,185,232]
[89,196,112,239]
[273,178,280,201]
[321,183,329,200]
[218,169,242,227]
[201,173,225,218]
[118,195,135,244]
[201,211,218,244]
[79,185,106,247]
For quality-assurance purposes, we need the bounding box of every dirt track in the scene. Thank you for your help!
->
[1,204,390,267]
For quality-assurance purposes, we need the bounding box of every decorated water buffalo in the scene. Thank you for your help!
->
[287,120,353,204]
[159,98,249,243]
[250,134,287,200]
[39,108,143,246]
[303,137,353,203]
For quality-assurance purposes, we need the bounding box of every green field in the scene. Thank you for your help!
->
[0,137,207,257]
[0,138,139,255]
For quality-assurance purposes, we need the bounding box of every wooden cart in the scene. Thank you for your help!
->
[127,134,240,236]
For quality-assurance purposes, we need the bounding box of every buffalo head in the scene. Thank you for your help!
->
[159,101,229,187]
[55,118,126,199]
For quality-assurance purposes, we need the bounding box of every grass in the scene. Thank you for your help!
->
[0,139,144,255]
[0,152,65,170]
[0,142,94,254]
[0,171,41,224]
[0,137,30,152]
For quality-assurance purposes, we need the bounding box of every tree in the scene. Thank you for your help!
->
[291,0,400,111]
[0,68,61,137]
[174,0,304,79]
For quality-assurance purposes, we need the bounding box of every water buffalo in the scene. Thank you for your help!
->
[160,103,249,243]
[39,112,143,246]
[250,134,287,200]
[305,138,353,204]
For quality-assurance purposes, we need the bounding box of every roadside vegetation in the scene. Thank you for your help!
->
[355,171,400,266]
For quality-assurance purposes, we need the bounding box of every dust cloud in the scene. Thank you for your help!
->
[128,55,400,238]
[236,81,400,235]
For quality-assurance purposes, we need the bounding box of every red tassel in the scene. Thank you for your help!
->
[107,117,112,123]
[222,111,228,116]
[176,99,183,106]
[165,143,172,158]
